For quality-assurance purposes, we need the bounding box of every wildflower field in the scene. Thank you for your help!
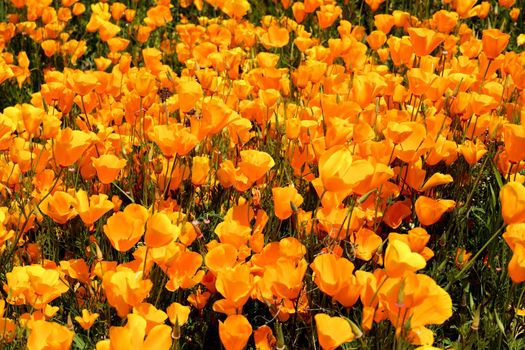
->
[0,0,525,349]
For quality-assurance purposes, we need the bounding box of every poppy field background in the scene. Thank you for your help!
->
[0,0,524,349]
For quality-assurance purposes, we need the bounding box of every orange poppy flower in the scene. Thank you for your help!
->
[254,325,276,350]
[315,313,355,350]
[166,302,191,326]
[59,259,90,283]
[6,265,69,309]
[53,128,92,167]
[219,314,252,350]
[304,0,323,13]
[27,320,74,350]
[415,196,455,226]
[144,212,180,248]
[367,30,387,50]
[91,154,126,184]
[310,253,361,307]
[318,145,353,193]
[222,0,250,19]
[407,27,446,57]
[68,71,99,96]
[145,5,172,28]
[132,303,168,334]
[262,258,307,300]
[205,243,239,274]
[374,14,395,34]
[103,204,148,252]
[39,190,78,225]
[503,224,525,252]
[508,244,525,283]
[214,264,253,314]
[75,309,99,330]
[351,228,383,261]
[165,248,204,291]
[420,173,453,192]
[482,28,510,59]
[384,240,426,278]
[191,155,210,186]
[102,268,152,317]
[238,150,275,184]
[96,314,172,350]
[177,79,203,114]
[364,0,385,12]
[454,0,478,18]
[500,182,525,225]
[455,248,472,269]
[272,186,304,220]
[432,10,459,34]
[292,2,306,23]
[187,288,211,310]
[378,272,452,338]
[316,5,342,29]
[503,124,525,163]
[75,190,114,227]
[458,139,487,165]
[260,25,289,48]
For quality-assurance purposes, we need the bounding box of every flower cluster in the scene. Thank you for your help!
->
[0,0,524,349]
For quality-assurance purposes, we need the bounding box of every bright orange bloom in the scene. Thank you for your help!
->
[205,242,238,274]
[166,302,191,326]
[69,71,99,96]
[351,228,383,261]
[144,212,180,248]
[315,313,355,350]
[222,0,251,19]
[379,272,452,342]
[214,264,253,314]
[508,244,525,283]
[500,182,525,225]
[482,28,510,59]
[53,128,92,167]
[92,154,126,184]
[407,27,446,57]
[177,79,203,114]
[103,204,148,252]
[310,253,361,307]
[415,196,455,226]
[39,190,78,225]
[420,173,453,192]
[503,124,525,163]
[165,248,204,291]
[432,10,459,33]
[364,0,385,12]
[96,314,172,350]
[458,139,487,165]
[75,190,114,227]
[132,303,168,333]
[151,124,199,158]
[219,314,252,350]
[319,145,353,192]
[316,5,342,29]
[5,265,69,309]
[384,240,426,278]
[238,150,275,184]
[75,309,99,330]
[272,186,304,220]
[191,156,210,186]
[27,320,74,350]
[260,25,289,48]
[254,325,276,350]
[102,268,152,318]
[367,30,387,50]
